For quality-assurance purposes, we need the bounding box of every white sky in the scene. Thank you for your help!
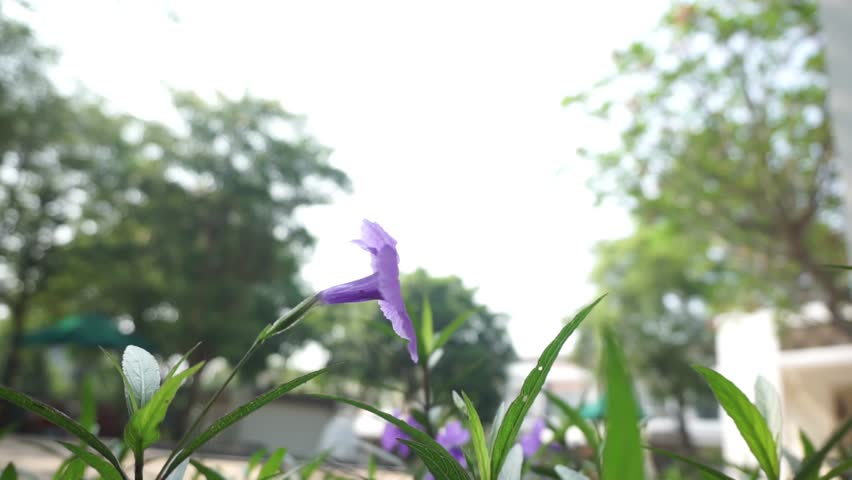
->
[11,0,667,358]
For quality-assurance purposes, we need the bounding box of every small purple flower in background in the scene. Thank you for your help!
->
[318,220,418,362]
[520,417,547,458]
[380,412,423,458]
[436,420,471,466]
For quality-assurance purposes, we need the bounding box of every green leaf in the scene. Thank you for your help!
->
[245,448,268,477]
[601,329,643,480]
[258,447,287,479]
[367,455,377,480]
[79,378,97,433]
[755,376,782,452]
[491,295,604,476]
[795,417,852,480]
[461,392,490,480]
[189,460,226,480]
[801,430,816,458]
[0,464,16,480]
[125,361,204,453]
[164,368,327,477]
[489,402,507,453]
[298,450,329,478]
[59,442,123,480]
[495,444,522,480]
[122,345,161,409]
[648,447,734,479]
[100,347,139,414]
[314,394,469,480]
[0,386,125,475]
[400,439,470,480]
[165,342,200,381]
[433,310,474,352]
[544,390,600,470]
[695,366,780,480]
[818,458,852,479]
[421,296,434,356]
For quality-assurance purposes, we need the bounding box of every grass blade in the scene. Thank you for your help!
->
[648,447,734,479]
[163,368,327,477]
[490,295,604,476]
[601,329,643,480]
[434,310,474,352]
[695,366,780,480]
[59,442,123,480]
[795,417,852,480]
[314,394,469,480]
[544,390,600,470]
[0,386,126,477]
[461,392,490,480]
[189,460,226,480]
[258,447,287,479]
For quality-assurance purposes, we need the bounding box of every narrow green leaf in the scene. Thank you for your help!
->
[245,448,268,477]
[0,386,125,476]
[125,361,204,452]
[367,455,377,480]
[189,460,226,480]
[491,295,604,476]
[601,329,643,480]
[801,430,816,458]
[695,366,780,480]
[489,402,507,453]
[164,368,327,477]
[298,450,329,478]
[495,444,523,480]
[818,458,852,480]
[314,394,469,480]
[79,378,96,433]
[461,392,490,480]
[0,464,16,480]
[421,297,434,356]
[122,345,161,409]
[400,439,470,480]
[433,310,474,352]
[795,417,852,480]
[648,447,734,479]
[544,390,600,469]
[165,342,201,381]
[258,448,287,479]
[59,442,123,480]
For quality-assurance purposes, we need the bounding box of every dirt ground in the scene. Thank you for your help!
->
[0,435,410,479]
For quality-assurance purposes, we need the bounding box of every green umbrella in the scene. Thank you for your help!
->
[579,395,644,420]
[22,314,153,351]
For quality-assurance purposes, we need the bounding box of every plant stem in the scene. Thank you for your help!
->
[135,452,144,480]
[422,361,435,438]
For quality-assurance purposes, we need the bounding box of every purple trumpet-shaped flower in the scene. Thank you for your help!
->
[318,220,418,362]
[436,420,471,466]
[380,412,423,458]
[520,417,547,458]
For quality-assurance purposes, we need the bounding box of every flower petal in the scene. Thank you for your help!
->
[374,245,418,362]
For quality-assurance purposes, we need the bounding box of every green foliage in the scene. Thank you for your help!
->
[544,390,600,475]
[190,460,227,480]
[59,441,123,480]
[314,394,469,480]
[461,391,490,480]
[601,329,643,480]
[125,361,204,453]
[794,417,852,480]
[695,366,780,479]
[0,464,15,480]
[122,345,161,410]
[163,368,328,477]
[649,447,734,480]
[258,447,287,479]
[491,295,603,476]
[0,385,125,475]
[312,269,514,420]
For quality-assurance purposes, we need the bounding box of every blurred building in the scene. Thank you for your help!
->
[715,305,852,476]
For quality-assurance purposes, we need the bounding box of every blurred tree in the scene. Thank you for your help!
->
[310,269,516,421]
[568,0,850,332]
[55,91,349,433]
[0,17,139,388]
[584,221,717,450]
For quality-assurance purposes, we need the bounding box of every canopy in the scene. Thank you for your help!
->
[21,314,153,351]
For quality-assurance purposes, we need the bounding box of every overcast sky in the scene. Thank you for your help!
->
[11,0,668,358]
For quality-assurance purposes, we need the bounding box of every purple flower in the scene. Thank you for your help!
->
[520,418,547,458]
[436,420,470,466]
[318,220,418,362]
[381,412,423,458]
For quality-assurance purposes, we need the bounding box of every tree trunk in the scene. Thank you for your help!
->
[675,391,695,454]
[1,296,30,387]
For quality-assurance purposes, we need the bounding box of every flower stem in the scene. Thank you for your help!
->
[422,360,435,438]
[135,452,144,480]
